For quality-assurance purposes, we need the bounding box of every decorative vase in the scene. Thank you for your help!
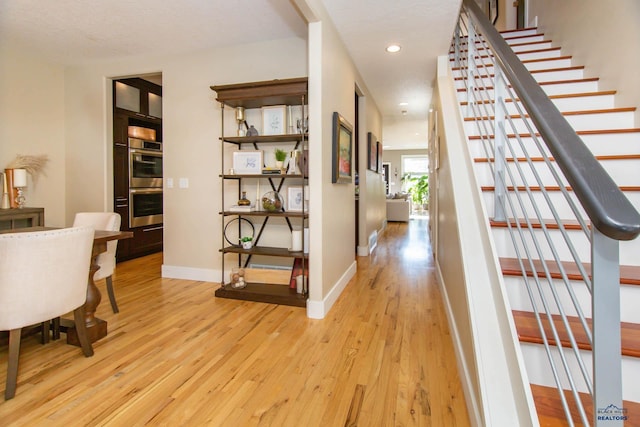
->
[238,191,251,206]
[242,240,252,250]
[261,191,284,212]
[275,160,284,172]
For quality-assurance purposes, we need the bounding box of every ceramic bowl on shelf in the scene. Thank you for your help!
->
[261,191,284,212]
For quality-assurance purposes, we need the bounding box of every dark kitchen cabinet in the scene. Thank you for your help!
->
[112,78,163,262]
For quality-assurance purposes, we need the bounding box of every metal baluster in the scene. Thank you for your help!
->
[493,65,507,221]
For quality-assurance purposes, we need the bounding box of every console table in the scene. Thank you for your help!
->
[0,207,45,230]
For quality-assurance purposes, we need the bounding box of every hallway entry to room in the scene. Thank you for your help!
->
[0,217,470,425]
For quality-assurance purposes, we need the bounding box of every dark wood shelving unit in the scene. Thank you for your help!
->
[212,77,309,308]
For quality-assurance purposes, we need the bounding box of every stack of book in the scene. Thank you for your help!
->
[228,205,255,212]
[262,167,281,175]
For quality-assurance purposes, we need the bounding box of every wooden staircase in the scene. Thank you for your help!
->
[452,27,640,424]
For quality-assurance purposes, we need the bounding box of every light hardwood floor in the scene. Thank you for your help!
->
[0,218,470,426]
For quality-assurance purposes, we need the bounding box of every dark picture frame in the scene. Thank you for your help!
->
[332,112,353,183]
[367,132,377,172]
[377,141,383,174]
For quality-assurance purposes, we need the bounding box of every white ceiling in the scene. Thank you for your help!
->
[0,0,461,150]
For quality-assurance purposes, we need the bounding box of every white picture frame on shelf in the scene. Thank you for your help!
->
[262,105,287,135]
[287,186,304,211]
[232,150,263,175]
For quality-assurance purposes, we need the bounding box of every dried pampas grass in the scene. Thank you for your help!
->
[6,154,49,185]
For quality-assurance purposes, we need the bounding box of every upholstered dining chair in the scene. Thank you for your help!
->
[73,212,121,313]
[0,226,95,400]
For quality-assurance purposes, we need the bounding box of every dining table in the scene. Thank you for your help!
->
[0,226,133,346]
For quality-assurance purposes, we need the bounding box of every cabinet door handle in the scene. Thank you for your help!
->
[143,226,163,232]
[115,142,128,147]
[116,204,128,208]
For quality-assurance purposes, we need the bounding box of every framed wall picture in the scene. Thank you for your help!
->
[262,105,287,135]
[287,186,304,211]
[367,132,377,172]
[377,141,383,174]
[232,150,263,174]
[332,112,353,184]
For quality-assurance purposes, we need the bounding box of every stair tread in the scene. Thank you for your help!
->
[499,257,640,286]
[452,55,571,71]
[513,310,640,357]
[531,384,640,426]
[480,185,640,192]
[476,154,640,163]
[468,127,640,140]
[491,218,586,230]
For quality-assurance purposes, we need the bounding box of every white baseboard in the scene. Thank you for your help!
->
[162,264,218,282]
[306,260,357,319]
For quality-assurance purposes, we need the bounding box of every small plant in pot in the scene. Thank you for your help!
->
[240,236,253,249]
[274,148,287,172]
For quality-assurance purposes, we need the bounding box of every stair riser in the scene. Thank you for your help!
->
[469,58,573,76]
[464,112,635,134]
[452,67,585,83]
[492,227,640,266]
[468,133,640,158]
[457,49,562,64]
[456,33,544,47]
[520,343,640,402]
[462,94,616,115]
[504,276,640,323]
[457,41,554,55]
[484,192,640,218]
[473,159,640,187]
[455,80,600,97]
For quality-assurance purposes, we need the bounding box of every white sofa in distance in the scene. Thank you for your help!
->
[386,198,410,222]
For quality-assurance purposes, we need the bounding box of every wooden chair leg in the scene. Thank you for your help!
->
[52,317,61,340]
[5,329,22,400]
[40,322,50,344]
[105,276,119,313]
[73,306,94,357]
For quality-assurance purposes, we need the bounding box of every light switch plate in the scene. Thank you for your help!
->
[179,178,189,188]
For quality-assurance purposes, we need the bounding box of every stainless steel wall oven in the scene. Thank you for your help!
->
[128,137,163,227]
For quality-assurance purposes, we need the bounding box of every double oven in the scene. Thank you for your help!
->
[128,138,163,228]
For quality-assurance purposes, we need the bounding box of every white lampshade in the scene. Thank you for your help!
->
[13,169,27,188]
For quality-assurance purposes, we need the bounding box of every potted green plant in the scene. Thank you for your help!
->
[240,236,253,249]
[274,148,287,172]
[410,175,429,210]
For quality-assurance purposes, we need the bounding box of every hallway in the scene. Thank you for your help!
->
[0,218,470,426]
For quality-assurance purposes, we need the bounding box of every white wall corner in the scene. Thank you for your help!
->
[306,260,357,319]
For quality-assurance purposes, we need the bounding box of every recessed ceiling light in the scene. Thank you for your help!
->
[399,102,408,106]
[385,44,401,53]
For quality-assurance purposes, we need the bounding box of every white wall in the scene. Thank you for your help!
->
[0,42,67,226]
[297,0,384,318]
[63,38,307,277]
[528,0,640,125]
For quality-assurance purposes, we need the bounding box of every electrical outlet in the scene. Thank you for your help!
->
[166,177,174,188]
[179,178,189,189]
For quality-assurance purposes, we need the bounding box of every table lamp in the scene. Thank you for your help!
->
[12,168,27,209]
